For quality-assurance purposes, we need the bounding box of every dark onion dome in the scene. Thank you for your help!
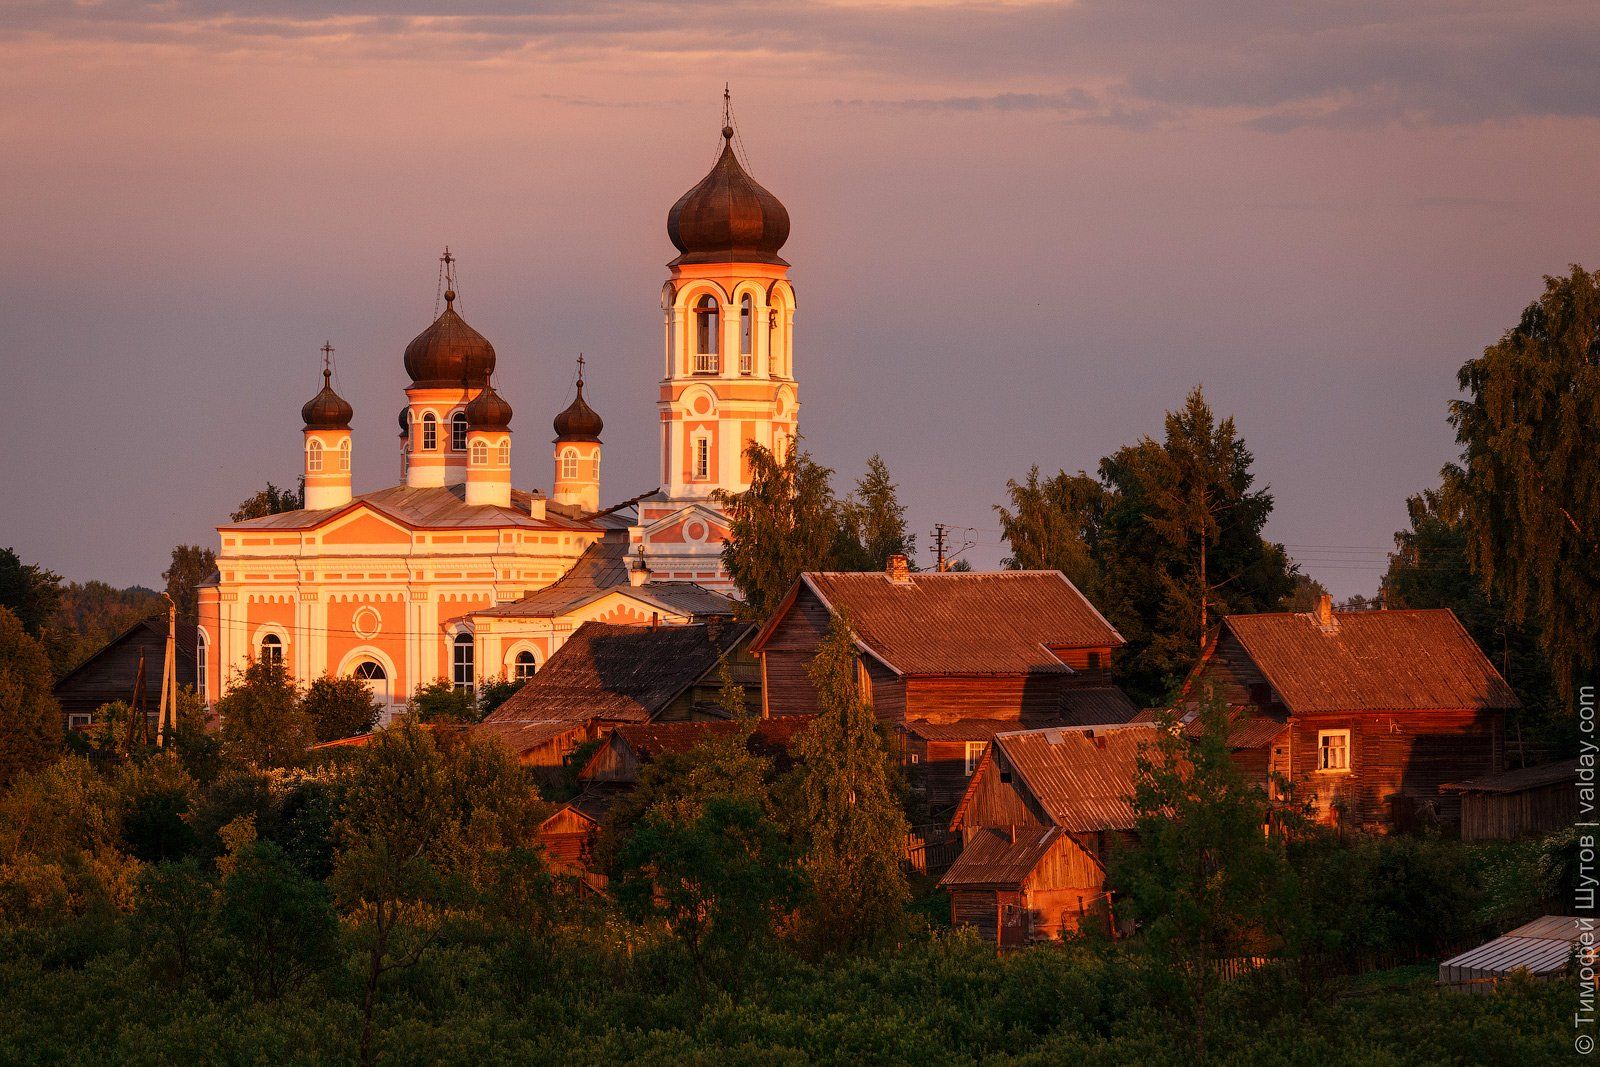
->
[465,379,513,431]
[403,290,496,389]
[666,126,790,267]
[302,368,353,430]
[398,406,409,435]
[553,380,603,442]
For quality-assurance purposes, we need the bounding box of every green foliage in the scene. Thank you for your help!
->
[163,544,217,618]
[215,659,313,768]
[302,673,381,743]
[1447,264,1600,699]
[785,615,909,953]
[835,454,917,571]
[114,757,198,863]
[229,481,304,523]
[38,579,163,679]
[474,674,527,718]
[132,858,215,988]
[994,465,1105,591]
[716,440,843,619]
[0,548,62,636]
[407,678,478,725]
[216,839,336,999]
[0,606,62,791]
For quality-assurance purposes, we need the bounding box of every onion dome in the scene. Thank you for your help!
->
[465,378,513,431]
[398,406,409,435]
[666,126,790,267]
[403,290,496,389]
[553,380,603,442]
[302,368,353,430]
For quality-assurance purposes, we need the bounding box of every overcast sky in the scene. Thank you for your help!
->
[2,1,1597,598]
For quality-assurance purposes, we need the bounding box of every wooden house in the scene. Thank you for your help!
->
[52,614,198,731]
[940,723,1159,944]
[537,791,616,870]
[1440,759,1579,842]
[749,556,1137,816]
[578,716,813,787]
[1171,596,1517,831]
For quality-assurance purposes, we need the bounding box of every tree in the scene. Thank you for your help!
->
[783,615,909,953]
[716,440,841,619]
[475,674,527,718]
[230,481,304,522]
[163,545,217,617]
[618,797,801,991]
[0,606,62,789]
[0,548,62,636]
[836,454,916,571]
[215,658,313,768]
[1282,572,1330,612]
[302,674,382,743]
[1446,265,1600,698]
[994,465,1105,591]
[132,858,216,989]
[216,838,337,999]
[1112,692,1293,1055]
[407,678,478,725]
[39,580,163,679]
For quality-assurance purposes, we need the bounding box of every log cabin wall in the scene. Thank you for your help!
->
[862,657,906,722]
[1049,645,1116,688]
[759,586,832,716]
[951,889,1000,941]
[54,620,197,723]
[582,735,640,784]
[1289,709,1503,829]
[905,674,1062,724]
[924,739,983,814]
[538,808,598,866]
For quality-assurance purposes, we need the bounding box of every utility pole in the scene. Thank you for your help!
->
[157,594,177,748]
[931,523,949,573]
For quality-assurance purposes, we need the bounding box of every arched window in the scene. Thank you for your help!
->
[471,439,488,465]
[338,439,351,472]
[352,659,389,707]
[497,440,511,466]
[259,633,283,666]
[694,295,719,372]
[560,448,579,480]
[694,437,711,480]
[452,632,475,694]
[739,293,753,373]
[195,632,208,702]
[513,650,537,681]
[451,411,468,451]
[421,412,438,450]
[306,440,323,473]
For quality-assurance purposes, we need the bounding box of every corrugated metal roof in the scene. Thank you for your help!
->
[1225,609,1519,713]
[795,570,1123,676]
[1440,916,1585,982]
[474,718,588,756]
[993,723,1163,833]
[1059,686,1139,726]
[1440,758,1580,795]
[484,620,753,724]
[938,826,1063,887]
[903,718,1025,742]
[222,484,603,532]
[471,534,738,620]
[1129,704,1290,750]
[584,716,814,780]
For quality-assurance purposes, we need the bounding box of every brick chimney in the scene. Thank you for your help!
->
[885,553,911,584]
[705,614,726,643]
[1315,592,1337,632]
[528,491,546,521]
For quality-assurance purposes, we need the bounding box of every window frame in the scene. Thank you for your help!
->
[470,439,488,466]
[497,440,511,466]
[738,293,754,372]
[451,632,475,694]
[560,447,579,481]
[259,633,284,666]
[693,436,711,480]
[306,439,323,473]
[694,294,720,372]
[513,649,537,681]
[196,633,208,702]
[964,741,987,776]
[338,439,351,472]
[421,412,438,450]
[451,411,469,451]
[1317,729,1352,773]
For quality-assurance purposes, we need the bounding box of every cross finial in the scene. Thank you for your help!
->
[576,353,585,385]
[440,246,457,306]
[321,341,334,383]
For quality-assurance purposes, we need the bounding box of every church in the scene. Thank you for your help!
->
[196,113,799,720]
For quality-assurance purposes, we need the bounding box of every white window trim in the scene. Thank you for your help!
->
[421,412,438,450]
[306,440,323,473]
[692,434,712,481]
[1317,729,1352,773]
[964,741,987,776]
[338,439,351,472]
[451,411,469,451]
[470,439,488,465]
[560,447,580,480]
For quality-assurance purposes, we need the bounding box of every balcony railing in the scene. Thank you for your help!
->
[694,352,719,374]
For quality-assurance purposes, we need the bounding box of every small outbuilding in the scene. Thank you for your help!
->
[1439,759,1580,842]
[1439,915,1589,992]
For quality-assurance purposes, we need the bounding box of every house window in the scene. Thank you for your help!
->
[471,440,488,465]
[497,440,511,466]
[513,650,537,681]
[739,293,753,373]
[421,412,437,450]
[306,440,323,473]
[259,633,284,666]
[694,295,719,372]
[68,712,92,731]
[452,632,475,694]
[1318,729,1351,772]
[694,437,711,480]
[451,412,468,451]
[560,448,579,480]
[196,634,208,702]
[964,741,987,776]
[338,439,351,472]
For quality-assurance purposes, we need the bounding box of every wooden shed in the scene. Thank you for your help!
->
[537,791,616,870]
[1440,759,1579,842]
[52,614,198,730]
[1439,915,1587,993]
[939,826,1111,945]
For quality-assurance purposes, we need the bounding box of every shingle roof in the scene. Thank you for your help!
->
[1130,704,1289,750]
[1440,758,1579,795]
[987,723,1164,833]
[1224,609,1519,714]
[939,826,1064,888]
[1059,686,1140,726]
[767,570,1122,676]
[484,620,754,725]
[221,484,602,532]
[471,533,737,620]
[902,718,1026,742]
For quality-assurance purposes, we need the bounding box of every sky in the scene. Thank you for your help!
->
[2,1,1597,599]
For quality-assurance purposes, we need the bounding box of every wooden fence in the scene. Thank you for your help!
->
[904,827,962,875]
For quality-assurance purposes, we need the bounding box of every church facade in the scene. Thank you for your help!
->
[196,116,798,720]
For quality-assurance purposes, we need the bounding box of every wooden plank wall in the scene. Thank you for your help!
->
[1459,783,1577,842]
[906,675,1062,724]
[957,753,1048,836]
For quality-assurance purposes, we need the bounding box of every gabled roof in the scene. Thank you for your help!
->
[52,613,198,694]
[752,570,1123,676]
[221,484,604,532]
[472,533,736,620]
[580,716,813,781]
[1222,609,1519,714]
[475,718,590,758]
[957,723,1163,834]
[1059,686,1140,726]
[1440,758,1579,795]
[484,620,754,725]
[1129,704,1289,751]
[938,826,1065,888]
